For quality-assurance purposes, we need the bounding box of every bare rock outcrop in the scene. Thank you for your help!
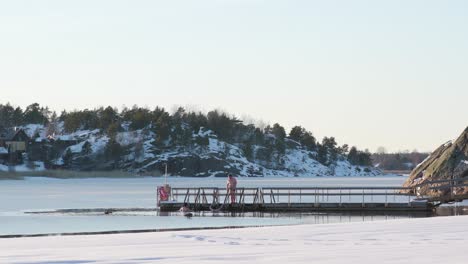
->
[403,126,468,194]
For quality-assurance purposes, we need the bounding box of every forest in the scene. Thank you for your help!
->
[0,103,373,169]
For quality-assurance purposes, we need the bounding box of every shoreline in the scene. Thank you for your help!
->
[0,171,406,180]
[0,225,273,239]
[0,170,142,180]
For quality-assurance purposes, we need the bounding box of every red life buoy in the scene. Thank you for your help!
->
[159,187,169,201]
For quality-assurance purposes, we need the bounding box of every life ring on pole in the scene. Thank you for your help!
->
[159,186,169,201]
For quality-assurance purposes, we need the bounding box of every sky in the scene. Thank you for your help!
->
[0,0,467,153]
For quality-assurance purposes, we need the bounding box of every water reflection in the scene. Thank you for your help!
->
[435,205,468,217]
[4,206,467,236]
[158,205,468,225]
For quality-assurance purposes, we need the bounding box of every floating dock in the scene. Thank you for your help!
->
[158,186,435,212]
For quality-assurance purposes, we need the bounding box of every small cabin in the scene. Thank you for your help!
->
[0,128,30,153]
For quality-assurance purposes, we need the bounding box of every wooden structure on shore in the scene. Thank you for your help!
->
[158,178,468,213]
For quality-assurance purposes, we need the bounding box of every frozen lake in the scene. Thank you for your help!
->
[0,176,410,212]
[0,175,446,236]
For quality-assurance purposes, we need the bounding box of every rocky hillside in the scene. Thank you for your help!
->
[403,126,468,191]
[4,123,380,177]
[0,103,380,177]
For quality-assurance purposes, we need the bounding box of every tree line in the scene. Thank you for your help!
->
[371,151,429,171]
[0,103,372,167]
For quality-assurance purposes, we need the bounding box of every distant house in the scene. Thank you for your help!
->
[0,128,30,154]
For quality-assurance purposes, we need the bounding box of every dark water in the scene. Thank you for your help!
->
[435,205,468,217]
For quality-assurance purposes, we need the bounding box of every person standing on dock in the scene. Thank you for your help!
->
[227,174,237,204]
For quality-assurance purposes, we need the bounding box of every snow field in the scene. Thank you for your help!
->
[1,215,467,264]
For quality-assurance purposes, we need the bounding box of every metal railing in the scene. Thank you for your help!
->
[159,186,419,207]
[157,176,468,210]
[412,177,468,203]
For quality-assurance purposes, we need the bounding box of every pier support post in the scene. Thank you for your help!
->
[339,189,342,207]
[385,190,388,207]
[362,189,365,208]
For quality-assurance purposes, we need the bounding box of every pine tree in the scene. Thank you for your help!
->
[322,137,338,163]
[63,148,73,167]
[104,138,123,163]
[98,106,119,130]
[289,126,316,151]
[13,106,24,126]
[107,122,120,139]
[275,139,286,155]
[338,144,349,155]
[348,146,359,165]
[289,126,304,142]
[253,128,265,145]
[357,150,372,166]
[195,136,209,146]
[0,103,21,127]
[134,139,144,161]
[153,112,171,146]
[46,111,59,137]
[81,141,92,155]
[271,123,286,141]
[23,103,49,124]
[317,144,328,165]
[301,131,316,151]
[243,142,253,160]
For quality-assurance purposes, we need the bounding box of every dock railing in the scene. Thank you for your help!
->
[157,177,468,211]
[413,177,468,203]
[159,186,419,208]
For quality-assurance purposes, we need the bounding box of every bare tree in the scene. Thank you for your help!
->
[376,146,387,154]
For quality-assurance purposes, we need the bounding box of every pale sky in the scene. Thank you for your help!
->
[0,0,467,152]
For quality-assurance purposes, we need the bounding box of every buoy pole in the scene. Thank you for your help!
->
[165,163,168,185]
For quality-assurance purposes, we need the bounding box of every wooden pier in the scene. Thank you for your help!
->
[158,178,468,213]
[158,186,434,212]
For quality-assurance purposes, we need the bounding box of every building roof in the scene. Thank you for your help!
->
[0,128,29,141]
[0,129,16,140]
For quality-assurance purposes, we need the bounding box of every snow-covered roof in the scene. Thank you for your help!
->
[0,128,30,141]
[21,124,45,138]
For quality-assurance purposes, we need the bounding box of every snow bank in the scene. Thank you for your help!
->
[1,215,467,263]
[66,134,109,154]
[0,161,45,172]
[0,147,7,154]
[116,131,141,146]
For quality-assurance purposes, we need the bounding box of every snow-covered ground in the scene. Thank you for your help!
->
[1,215,467,264]
[0,161,45,172]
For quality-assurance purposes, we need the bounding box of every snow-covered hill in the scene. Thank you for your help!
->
[4,123,381,177]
